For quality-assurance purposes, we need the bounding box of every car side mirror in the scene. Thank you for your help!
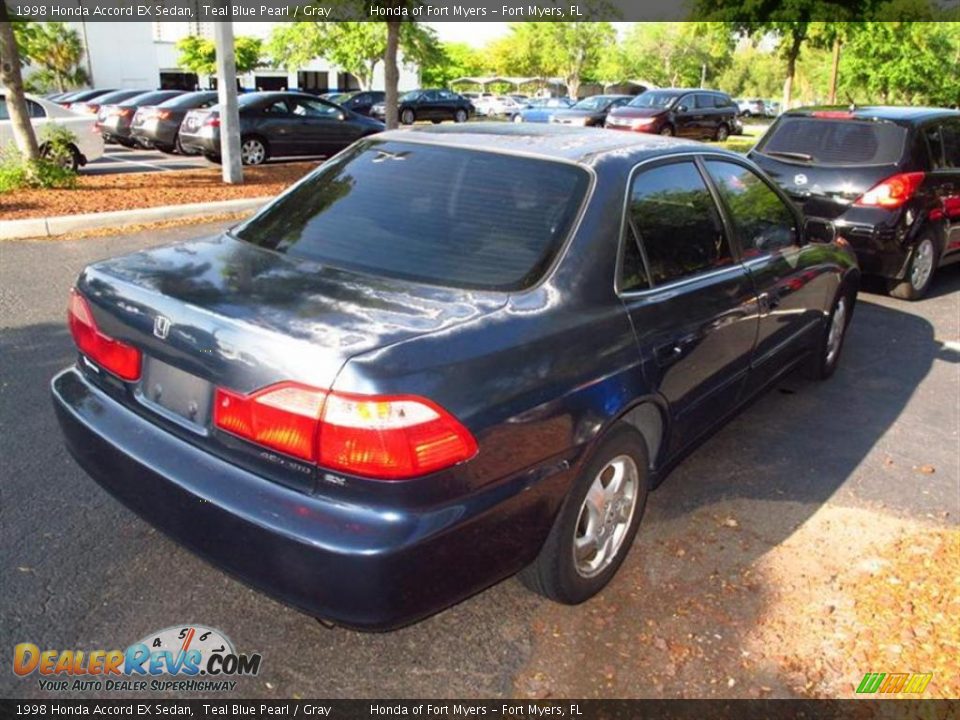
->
[803,217,836,244]
[677,105,688,113]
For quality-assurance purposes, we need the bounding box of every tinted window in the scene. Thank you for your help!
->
[234,141,591,290]
[159,92,218,109]
[694,94,715,109]
[119,91,182,107]
[628,162,731,286]
[291,98,340,118]
[81,89,144,105]
[705,161,797,256]
[758,117,907,165]
[628,91,678,109]
[0,98,7,120]
[942,120,960,168]
[262,100,290,114]
[0,98,44,119]
[620,225,650,292]
[924,125,945,169]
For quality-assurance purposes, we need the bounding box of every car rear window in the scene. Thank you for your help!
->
[757,116,907,165]
[234,140,591,290]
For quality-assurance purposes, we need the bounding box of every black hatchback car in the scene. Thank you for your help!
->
[750,107,960,299]
[371,89,474,125]
[606,88,741,140]
[52,125,858,630]
[177,91,384,165]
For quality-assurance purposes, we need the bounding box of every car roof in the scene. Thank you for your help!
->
[786,106,960,123]
[646,88,729,96]
[375,122,717,164]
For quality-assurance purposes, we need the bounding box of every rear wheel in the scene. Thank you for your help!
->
[401,109,416,125]
[714,123,730,142]
[803,284,855,380]
[204,153,222,164]
[454,108,468,123]
[520,425,649,604]
[40,142,79,172]
[156,144,177,155]
[240,137,268,166]
[512,114,523,123]
[659,124,674,137]
[887,236,938,300]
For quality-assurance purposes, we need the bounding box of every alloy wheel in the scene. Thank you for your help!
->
[825,297,847,366]
[454,109,468,123]
[573,454,639,578]
[910,239,935,291]
[240,139,266,166]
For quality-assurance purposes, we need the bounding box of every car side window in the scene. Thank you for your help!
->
[422,91,439,102]
[705,160,798,257]
[941,120,960,168]
[628,161,732,287]
[292,99,340,118]
[620,224,651,292]
[0,97,8,120]
[263,100,290,115]
[677,95,694,112]
[26,100,46,118]
[924,125,945,169]
[695,94,715,109]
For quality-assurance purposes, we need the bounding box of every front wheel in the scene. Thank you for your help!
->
[512,114,523,123]
[803,285,855,380]
[520,425,649,604]
[887,236,938,300]
[659,124,674,137]
[240,137,268,166]
[400,109,416,125]
[454,108,468,123]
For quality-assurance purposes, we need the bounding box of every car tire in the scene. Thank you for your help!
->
[803,282,856,381]
[513,114,523,123]
[886,236,938,301]
[156,144,177,155]
[431,119,442,124]
[401,109,416,125]
[239,136,268,166]
[204,153,222,164]
[519,424,649,604]
[454,108,468,123]
[714,123,730,142]
[40,142,80,172]
[659,125,674,137]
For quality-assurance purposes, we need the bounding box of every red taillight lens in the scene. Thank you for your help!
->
[215,383,326,462]
[213,384,478,478]
[67,289,142,381]
[319,393,478,479]
[205,116,221,128]
[119,108,134,118]
[157,110,172,120]
[855,172,925,209]
[811,110,854,119]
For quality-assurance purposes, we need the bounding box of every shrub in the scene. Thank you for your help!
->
[0,125,78,192]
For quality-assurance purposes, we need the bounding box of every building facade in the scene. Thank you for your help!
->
[54,21,420,95]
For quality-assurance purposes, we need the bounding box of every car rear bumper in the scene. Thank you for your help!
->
[177,132,219,155]
[52,367,559,630]
[834,218,912,279]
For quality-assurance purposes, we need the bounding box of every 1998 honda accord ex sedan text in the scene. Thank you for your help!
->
[52,125,859,630]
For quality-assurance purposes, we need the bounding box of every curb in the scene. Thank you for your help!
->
[0,196,272,241]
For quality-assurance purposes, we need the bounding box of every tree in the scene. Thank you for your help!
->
[17,22,88,92]
[420,42,486,88]
[0,18,39,160]
[541,21,616,99]
[177,34,262,77]
[620,22,733,88]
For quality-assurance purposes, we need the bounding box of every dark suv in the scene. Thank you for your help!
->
[606,89,741,141]
[750,107,960,299]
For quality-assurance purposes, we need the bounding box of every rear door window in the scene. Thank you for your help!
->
[234,141,591,290]
[942,119,960,168]
[627,161,732,286]
[705,160,798,257]
[758,116,907,165]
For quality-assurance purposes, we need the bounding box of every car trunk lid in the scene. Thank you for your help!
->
[75,233,507,491]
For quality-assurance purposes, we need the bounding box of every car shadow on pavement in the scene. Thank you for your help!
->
[510,280,958,699]
[1,274,956,700]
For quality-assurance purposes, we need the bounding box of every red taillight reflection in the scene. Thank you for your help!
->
[855,172,925,209]
[811,110,855,119]
[214,384,478,479]
[67,289,142,381]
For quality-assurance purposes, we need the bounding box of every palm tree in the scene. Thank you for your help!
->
[23,22,88,92]
[0,18,39,160]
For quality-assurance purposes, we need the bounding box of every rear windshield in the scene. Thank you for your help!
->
[159,92,217,108]
[120,91,183,107]
[757,116,907,165]
[234,140,591,290]
[88,89,145,105]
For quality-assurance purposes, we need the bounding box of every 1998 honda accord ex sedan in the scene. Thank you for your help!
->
[52,124,859,630]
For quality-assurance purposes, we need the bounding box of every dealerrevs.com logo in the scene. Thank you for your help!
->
[13,625,263,693]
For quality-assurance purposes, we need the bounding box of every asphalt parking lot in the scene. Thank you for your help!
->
[86,145,328,175]
[1,221,957,699]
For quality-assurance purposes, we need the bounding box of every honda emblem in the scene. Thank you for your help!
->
[153,315,171,340]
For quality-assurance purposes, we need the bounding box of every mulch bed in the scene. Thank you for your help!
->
[0,161,320,221]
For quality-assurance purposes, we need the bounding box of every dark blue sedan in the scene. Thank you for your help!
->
[52,124,859,630]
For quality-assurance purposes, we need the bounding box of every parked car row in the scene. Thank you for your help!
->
[0,89,104,170]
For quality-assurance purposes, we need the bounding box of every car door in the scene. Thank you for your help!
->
[619,158,760,457]
[418,90,442,120]
[288,96,356,156]
[254,98,298,155]
[673,93,700,137]
[702,157,831,394]
[437,90,461,119]
[924,119,960,259]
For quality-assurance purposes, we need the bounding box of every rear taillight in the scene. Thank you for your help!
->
[157,110,172,120]
[119,108,134,118]
[811,110,854,119]
[854,172,925,209]
[214,384,477,479]
[204,116,221,128]
[67,289,142,381]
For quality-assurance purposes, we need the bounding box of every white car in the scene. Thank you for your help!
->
[0,90,104,170]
